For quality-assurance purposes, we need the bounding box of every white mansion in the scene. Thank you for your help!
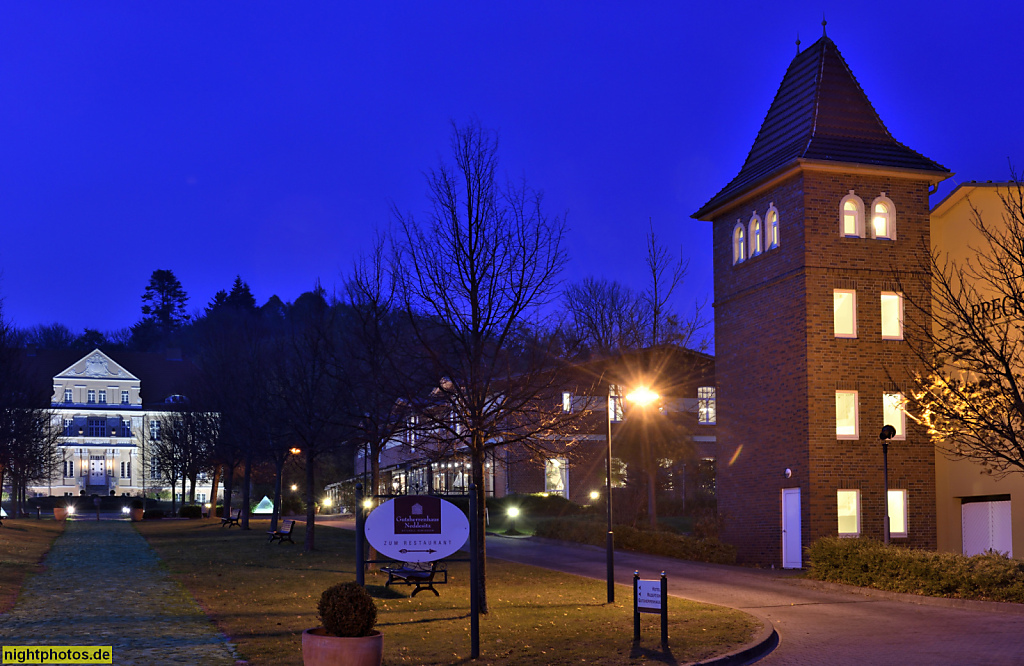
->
[24,348,221,503]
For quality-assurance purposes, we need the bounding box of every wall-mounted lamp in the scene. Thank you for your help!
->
[784,468,792,479]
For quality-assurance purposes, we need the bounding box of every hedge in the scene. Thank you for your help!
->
[807,537,1024,603]
[534,517,736,565]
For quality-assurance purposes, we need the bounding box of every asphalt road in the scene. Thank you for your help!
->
[484,535,1024,666]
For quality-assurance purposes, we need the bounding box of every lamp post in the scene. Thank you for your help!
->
[604,384,660,604]
[879,425,896,545]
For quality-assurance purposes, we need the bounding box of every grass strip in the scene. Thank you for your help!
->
[0,518,65,612]
[137,518,758,665]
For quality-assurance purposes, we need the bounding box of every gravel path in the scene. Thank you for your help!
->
[0,520,238,665]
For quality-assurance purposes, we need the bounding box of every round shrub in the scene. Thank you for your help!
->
[179,505,203,519]
[130,498,144,510]
[318,582,377,637]
[143,509,165,520]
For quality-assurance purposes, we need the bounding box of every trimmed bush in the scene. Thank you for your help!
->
[318,582,377,637]
[143,509,165,520]
[535,517,736,564]
[179,505,203,519]
[808,537,1024,602]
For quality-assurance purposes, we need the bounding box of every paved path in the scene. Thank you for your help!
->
[0,520,238,665]
[486,535,1024,666]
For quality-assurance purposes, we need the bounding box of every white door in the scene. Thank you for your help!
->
[89,459,105,485]
[782,488,802,569]
[962,500,1012,557]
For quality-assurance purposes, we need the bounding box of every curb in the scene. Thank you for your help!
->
[794,578,1024,615]
[685,617,778,666]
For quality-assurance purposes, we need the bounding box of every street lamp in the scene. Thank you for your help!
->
[879,425,896,545]
[605,384,659,604]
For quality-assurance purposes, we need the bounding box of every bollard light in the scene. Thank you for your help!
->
[589,490,600,501]
[322,497,333,508]
[67,506,75,515]
[505,506,521,535]
[121,506,130,514]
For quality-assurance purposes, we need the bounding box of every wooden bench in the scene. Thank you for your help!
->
[381,561,447,597]
[267,519,295,544]
[220,508,241,528]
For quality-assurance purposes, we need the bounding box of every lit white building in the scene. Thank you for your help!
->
[22,348,222,503]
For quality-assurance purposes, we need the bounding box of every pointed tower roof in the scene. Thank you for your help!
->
[694,36,949,219]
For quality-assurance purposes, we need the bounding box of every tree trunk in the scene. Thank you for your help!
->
[470,444,488,614]
[170,476,178,515]
[271,456,284,532]
[188,474,197,505]
[241,454,252,530]
[223,463,234,518]
[304,450,316,552]
[647,467,658,530]
[208,464,221,519]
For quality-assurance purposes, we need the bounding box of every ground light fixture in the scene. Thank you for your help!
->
[505,506,521,535]
[322,497,332,509]
[66,506,75,515]
[589,490,600,501]
[121,506,130,515]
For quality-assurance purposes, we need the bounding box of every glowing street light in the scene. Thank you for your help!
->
[322,497,333,508]
[605,382,661,603]
[290,484,298,492]
[589,490,600,501]
[362,498,374,510]
[506,506,521,535]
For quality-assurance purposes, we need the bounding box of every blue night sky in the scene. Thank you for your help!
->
[1,2,1022,335]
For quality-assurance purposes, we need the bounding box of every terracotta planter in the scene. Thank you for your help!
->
[53,507,68,521]
[302,628,382,666]
[130,508,145,522]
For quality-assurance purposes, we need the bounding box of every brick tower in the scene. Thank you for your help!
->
[694,34,950,566]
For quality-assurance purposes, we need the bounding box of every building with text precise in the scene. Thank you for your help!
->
[694,33,949,566]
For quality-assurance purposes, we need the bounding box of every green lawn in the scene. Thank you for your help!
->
[137,518,758,665]
[0,518,65,612]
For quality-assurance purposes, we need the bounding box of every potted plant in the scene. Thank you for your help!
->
[302,582,382,666]
[130,499,145,522]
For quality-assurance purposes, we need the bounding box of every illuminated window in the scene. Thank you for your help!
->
[837,490,860,536]
[562,392,572,413]
[766,204,780,249]
[732,222,747,264]
[149,420,161,442]
[881,292,904,340]
[835,390,858,439]
[697,387,716,425]
[888,489,908,537]
[883,393,906,439]
[834,289,857,338]
[545,458,568,497]
[749,213,763,257]
[871,194,896,240]
[609,385,623,422]
[839,191,864,237]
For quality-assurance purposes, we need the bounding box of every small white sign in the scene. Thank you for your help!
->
[636,579,662,610]
[364,495,470,562]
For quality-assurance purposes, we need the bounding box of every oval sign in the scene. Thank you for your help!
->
[364,495,469,562]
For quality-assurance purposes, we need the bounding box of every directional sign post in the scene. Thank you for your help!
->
[633,571,668,648]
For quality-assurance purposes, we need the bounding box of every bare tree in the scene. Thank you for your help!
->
[906,178,1024,475]
[393,119,577,613]
[644,225,708,350]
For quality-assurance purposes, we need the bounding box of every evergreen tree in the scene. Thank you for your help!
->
[141,269,190,334]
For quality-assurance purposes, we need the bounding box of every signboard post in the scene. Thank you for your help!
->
[633,571,668,648]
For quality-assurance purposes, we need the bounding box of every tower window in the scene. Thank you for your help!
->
[871,194,896,240]
[749,213,763,257]
[766,204,780,249]
[881,292,904,340]
[833,289,857,338]
[732,222,747,265]
[835,390,859,439]
[839,191,865,238]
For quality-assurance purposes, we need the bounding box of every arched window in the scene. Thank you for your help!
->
[766,203,780,249]
[871,193,896,240]
[749,213,763,257]
[839,191,864,237]
[732,222,746,265]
